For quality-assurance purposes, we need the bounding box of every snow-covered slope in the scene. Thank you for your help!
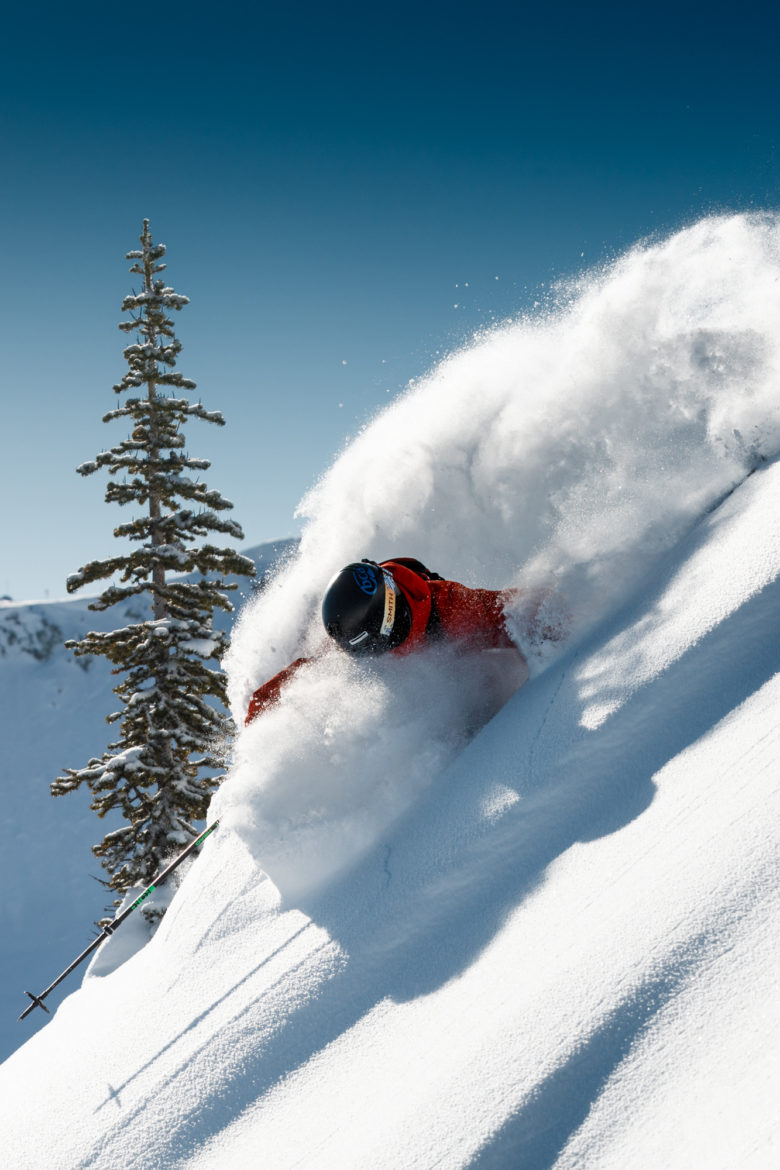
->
[0,540,295,1064]
[2,214,779,1169]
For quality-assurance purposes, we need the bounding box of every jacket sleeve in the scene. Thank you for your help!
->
[432,581,517,650]
[245,657,312,725]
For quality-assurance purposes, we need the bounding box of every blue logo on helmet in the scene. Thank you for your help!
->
[352,564,378,595]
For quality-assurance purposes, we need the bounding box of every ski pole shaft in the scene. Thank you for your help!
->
[19,820,219,1021]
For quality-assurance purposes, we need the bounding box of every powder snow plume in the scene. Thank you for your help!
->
[217,213,780,898]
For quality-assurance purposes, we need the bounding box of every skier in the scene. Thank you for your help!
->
[245,557,557,725]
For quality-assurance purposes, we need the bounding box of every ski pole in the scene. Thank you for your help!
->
[19,820,219,1021]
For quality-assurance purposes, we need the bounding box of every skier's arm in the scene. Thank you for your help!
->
[245,657,312,725]
[434,581,519,650]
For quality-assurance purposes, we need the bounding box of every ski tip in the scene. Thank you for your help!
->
[19,990,51,1020]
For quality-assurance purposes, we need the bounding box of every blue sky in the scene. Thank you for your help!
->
[2,0,778,600]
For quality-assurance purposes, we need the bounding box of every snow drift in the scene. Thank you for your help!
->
[2,213,779,1170]
[220,212,780,897]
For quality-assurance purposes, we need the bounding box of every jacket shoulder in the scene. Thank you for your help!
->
[381,557,443,581]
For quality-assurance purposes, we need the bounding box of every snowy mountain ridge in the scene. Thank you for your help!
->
[2,214,779,1168]
[0,605,68,662]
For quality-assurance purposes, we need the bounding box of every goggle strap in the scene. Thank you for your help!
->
[379,571,397,637]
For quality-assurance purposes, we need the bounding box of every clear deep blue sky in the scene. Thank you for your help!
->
[2,0,778,600]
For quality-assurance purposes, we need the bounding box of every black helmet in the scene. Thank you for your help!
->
[322,561,411,655]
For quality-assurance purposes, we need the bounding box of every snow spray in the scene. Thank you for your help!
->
[218,212,780,898]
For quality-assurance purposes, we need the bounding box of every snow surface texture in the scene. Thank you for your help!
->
[2,214,779,1169]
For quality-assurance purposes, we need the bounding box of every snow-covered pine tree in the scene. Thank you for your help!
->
[52,220,255,914]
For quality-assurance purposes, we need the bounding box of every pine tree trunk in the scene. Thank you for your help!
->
[142,232,168,625]
[148,374,168,623]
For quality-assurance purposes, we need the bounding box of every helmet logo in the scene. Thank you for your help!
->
[352,564,377,595]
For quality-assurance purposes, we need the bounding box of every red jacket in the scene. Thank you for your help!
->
[385,559,514,653]
[245,559,515,725]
